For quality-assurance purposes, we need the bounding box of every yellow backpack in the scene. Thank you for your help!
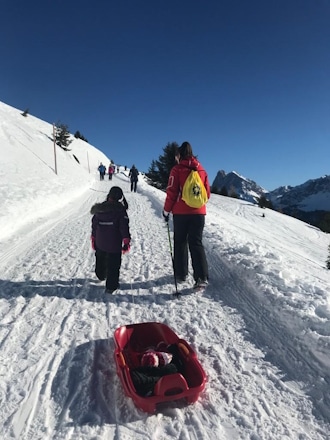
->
[182,170,208,208]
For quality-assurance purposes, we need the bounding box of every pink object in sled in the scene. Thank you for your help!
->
[113,321,207,413]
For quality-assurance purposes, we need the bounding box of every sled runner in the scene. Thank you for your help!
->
[113,322,207,413]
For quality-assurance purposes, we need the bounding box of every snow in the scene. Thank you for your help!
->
[0,100,330,439]
[299,192,330,212]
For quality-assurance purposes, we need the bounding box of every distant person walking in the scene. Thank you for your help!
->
[98,163,106,180]
[162,141,210,289]
[129,165,139,192]
[90,186,130,294]
[108,164,115,180]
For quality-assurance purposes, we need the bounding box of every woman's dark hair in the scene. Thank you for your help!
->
[178,141,193,159]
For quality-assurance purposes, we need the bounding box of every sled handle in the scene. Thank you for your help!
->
[154,373,188,397]
[116,352,126,368]
[178,342,190,357]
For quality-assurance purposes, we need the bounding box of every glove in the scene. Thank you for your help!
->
[122,238,130,254]
[163,210,170,223]
[91,236,95,250]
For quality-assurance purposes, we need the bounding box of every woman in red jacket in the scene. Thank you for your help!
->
[163,141,210,288]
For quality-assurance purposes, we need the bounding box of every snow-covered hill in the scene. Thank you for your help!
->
[1,101,330,439]
[0,101,110,240]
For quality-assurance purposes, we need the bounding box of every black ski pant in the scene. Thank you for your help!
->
[95,249,122,290]
[131,180,137,192]
[173,214,208,282]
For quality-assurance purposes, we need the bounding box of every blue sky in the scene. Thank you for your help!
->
[1,0,329,190]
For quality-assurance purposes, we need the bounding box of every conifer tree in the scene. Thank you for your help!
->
[229,186,239,199]
[210,184,219,195]
[319,212,330,233]
[54,122,72,150]
[220,186,228,196]
[258,195,273,209]
[74,130,88,142]
[146,142,179,190]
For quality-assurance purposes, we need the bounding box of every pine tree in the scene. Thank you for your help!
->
[258,195,273,209]
[318,212,330,233]
[146,142,179,190]
[54,122,72,150]
[220,186,228,196]
[74,130,88,142]
[229,186,239,199]
[210,184,220,195]
[146,160,161,188]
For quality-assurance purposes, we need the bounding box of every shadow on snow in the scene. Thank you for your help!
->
[0,275,182,302]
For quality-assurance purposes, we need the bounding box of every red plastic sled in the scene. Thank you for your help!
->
[113,321,207,413]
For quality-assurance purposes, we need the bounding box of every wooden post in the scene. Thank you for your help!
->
[87,151,90,173]
[53,123,58,175]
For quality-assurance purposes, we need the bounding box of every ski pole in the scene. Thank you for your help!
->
[166,221,179,297]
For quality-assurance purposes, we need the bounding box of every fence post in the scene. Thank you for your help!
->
[53,123,57,175]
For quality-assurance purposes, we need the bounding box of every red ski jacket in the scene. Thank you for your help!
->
[164,156,210,215]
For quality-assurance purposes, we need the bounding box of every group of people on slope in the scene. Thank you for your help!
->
[90,142,210,293]
[98,162,118,180]
[98,163,139,191]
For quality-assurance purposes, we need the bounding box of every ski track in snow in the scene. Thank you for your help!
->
[0,179,329,440]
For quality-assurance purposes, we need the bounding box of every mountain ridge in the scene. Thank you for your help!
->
[211,170,330,231]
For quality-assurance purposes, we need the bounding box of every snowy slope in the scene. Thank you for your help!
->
[0,101,109,240]
[0,101,330,440]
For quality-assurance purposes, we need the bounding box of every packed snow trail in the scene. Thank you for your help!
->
[0,176,329,440]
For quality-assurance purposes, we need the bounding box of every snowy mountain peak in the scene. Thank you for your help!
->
[212,170,266,203]
[212,167,330,230]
